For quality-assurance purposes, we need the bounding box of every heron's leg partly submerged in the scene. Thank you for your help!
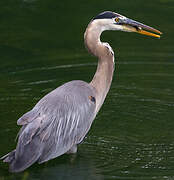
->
[66,145,77,154]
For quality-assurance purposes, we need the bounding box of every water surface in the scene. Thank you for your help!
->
[0,0,174,179]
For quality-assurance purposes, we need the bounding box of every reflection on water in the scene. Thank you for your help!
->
[0,0,174,179]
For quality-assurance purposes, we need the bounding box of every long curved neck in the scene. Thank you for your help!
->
[84,21,115,113]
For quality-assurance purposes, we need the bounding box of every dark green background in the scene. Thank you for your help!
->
[0,0,174,179]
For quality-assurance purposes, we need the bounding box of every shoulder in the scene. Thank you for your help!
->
[35,80,96,110]
[54,80,96,97]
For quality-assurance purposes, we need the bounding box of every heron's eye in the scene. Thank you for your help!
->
[115,17,120,23]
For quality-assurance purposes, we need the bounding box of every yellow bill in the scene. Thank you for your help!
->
[137,28,162,38]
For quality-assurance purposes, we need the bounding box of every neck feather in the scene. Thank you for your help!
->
[84,20,115,113]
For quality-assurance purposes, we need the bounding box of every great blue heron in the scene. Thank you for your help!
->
[1,11,162,172]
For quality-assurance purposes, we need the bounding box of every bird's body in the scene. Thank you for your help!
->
[3,80,97,171]
[1,11,161,172]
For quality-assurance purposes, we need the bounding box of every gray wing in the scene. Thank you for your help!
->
[15,80,96,166]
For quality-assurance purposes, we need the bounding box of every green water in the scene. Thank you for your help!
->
[0,0,174,179]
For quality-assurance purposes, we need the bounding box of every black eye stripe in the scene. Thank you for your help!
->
[93,11,121,20]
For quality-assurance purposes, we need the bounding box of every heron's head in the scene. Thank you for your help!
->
[92,11,162,38]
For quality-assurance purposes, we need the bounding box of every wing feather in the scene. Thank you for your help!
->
[16,81,96,164]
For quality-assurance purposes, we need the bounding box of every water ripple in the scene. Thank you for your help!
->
[9,61,174,74]
[10,63,97,74]
[27,79,56,85]
[81,135,174,179]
